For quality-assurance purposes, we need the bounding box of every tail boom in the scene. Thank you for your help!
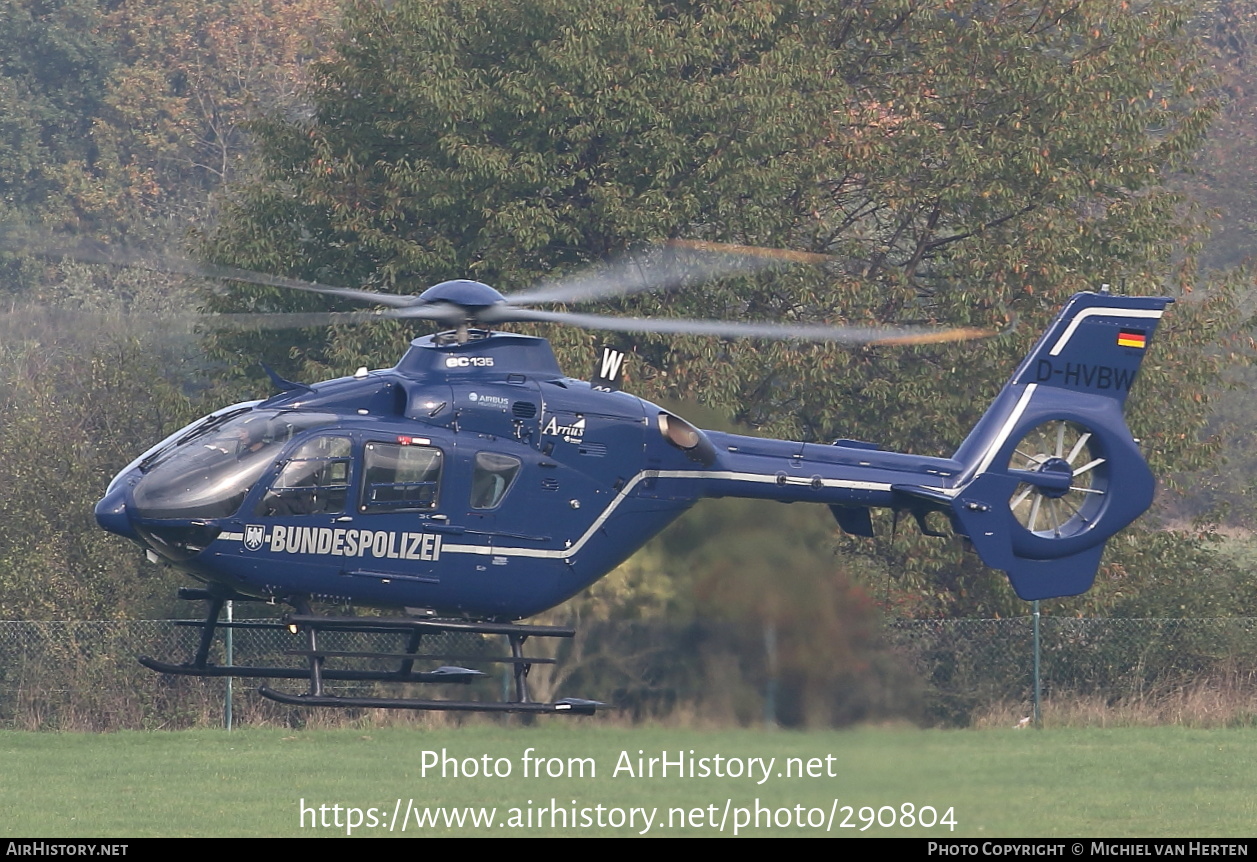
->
[645,291,1170,602]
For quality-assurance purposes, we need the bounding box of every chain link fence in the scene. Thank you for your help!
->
[0,619,497,730]
[883,617,1257,726]
[3,617,1257,729]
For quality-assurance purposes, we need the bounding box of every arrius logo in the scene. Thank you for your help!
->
[543,415,586,443]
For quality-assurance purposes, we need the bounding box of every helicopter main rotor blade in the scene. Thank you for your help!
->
[9,226,797,312]
[4,225,999,343]
[195,306,468,329]
[193,262,422,308]
[199,310,399,329]
[503,241,815,307]
[663,239,832,264]
[0,225,427,309]
[486,306,993,344]
[0,307,399,339]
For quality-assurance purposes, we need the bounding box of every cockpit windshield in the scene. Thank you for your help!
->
[132,411,337,519]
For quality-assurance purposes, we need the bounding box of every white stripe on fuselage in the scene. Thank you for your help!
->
[443,469,939,561]
[212,467,941,562]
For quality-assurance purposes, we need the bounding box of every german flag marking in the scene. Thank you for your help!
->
[1117,329,1147,349]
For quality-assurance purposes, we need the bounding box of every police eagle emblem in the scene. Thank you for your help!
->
[244,524,265,552]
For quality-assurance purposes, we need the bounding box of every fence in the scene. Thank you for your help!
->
[884,617,1257,726]
[4,617,1257,730]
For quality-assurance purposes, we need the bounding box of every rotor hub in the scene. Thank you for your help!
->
[417,280,507,308]
[1032,457,1074,499]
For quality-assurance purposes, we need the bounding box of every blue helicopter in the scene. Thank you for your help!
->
[92,254,1170,714]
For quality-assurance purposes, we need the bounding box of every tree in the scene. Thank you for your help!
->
[204,0,1250,617]
[0,0,111,217]
[1183,0,1257,271]
[0,0,113,293]
[0,0,339,246]
[0,0,346,619]
[0,306,199,619]
[86,0,341,234]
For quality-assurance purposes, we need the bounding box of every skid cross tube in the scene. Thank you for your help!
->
[139,655,480,684]
[140,592,604,715]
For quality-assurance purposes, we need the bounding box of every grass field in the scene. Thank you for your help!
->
[2,723,1255,837]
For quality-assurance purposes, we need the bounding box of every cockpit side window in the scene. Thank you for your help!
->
[258,436,352,517]
[361,442,442,512]
[470,451,521,510]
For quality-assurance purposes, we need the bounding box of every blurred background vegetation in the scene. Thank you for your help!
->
[5,0,1257,726]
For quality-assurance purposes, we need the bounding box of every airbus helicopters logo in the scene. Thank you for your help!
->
[543,415,585,443]
[468,392,510,408]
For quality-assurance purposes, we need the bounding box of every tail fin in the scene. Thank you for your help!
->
[946,291,1172,600]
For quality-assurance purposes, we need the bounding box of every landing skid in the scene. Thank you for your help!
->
[256,687,603,714]
[141,588,604,715]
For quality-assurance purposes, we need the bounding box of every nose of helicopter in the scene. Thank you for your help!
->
[95,483,140,541]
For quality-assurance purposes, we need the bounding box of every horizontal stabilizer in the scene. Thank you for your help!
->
[891,484,955,509]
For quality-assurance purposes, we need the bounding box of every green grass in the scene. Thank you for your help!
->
[2,724,1255,837]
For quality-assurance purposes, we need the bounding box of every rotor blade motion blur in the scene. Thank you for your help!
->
[490,306,992,344]
[503,241,811,306]
[1,225,994,344]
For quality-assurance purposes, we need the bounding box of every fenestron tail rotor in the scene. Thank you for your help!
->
[1008,420,1108,539]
